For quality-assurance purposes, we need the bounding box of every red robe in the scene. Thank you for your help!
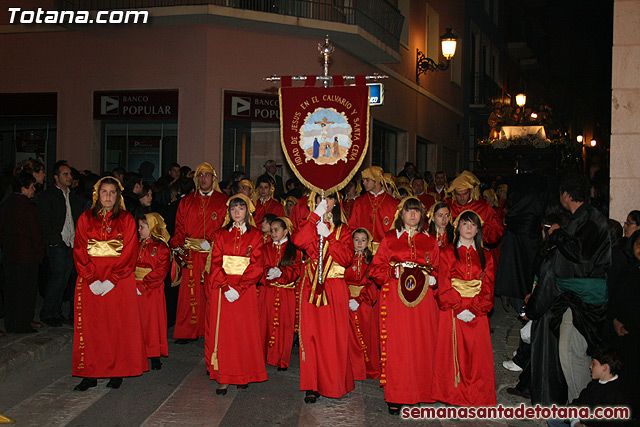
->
[170,190,228,339]
[289,195,310,232]
[435,229,451,248]
[370,229,440,405]
[254,197,286,225]
[344,253,380,380]
[416,193,437,211]
[291,213,355,398]
[342,197,357,221]
[432,243,496,407]
[258,239,301,368]
[72,210,148,378]
[349,192,398,249]
[447,198,504,246]
[205,225,267,385]
[136,238,170,359]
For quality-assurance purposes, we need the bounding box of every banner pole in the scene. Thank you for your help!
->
[317,193,325,285]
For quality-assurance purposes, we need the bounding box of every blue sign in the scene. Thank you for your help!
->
[367,83,384,106]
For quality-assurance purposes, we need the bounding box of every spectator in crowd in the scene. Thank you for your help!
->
[112,167,126,185]
[549,172,611,402]
[0,171,45,333]
[72,176,147,391]
[180,166,194,180]
[258,160,284,200]
[122,172,143,213]
[397,162,418,181]
[428,171,448,199]
[36,161,84,327]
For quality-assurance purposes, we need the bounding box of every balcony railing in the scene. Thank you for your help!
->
[55,0,404,51]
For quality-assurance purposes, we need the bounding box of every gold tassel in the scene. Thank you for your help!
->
[452,311,461,387]
[211,288,222,370]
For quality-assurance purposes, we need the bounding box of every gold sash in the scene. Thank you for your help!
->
[269,281,296,289]
[372,241,381,254]
[327,264,345,279]
[349,285,364,298]
[135,267,152,281]
[451,278,482,298]
[222,255,250,276]
[184,237,210,253]
[87,238,123,257]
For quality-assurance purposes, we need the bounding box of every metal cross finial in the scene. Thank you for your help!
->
[318,35,334,88]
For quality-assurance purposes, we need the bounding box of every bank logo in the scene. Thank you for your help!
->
[101,96,119,115]
[231,96,251,117]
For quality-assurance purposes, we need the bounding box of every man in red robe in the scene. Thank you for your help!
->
[170,162,228,344]
[253,177,285,225]
[349,166,398,254]
[446,171,503,246]
[411,176,437,211]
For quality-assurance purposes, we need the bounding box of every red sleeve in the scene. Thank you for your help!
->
[142,243,171,289]
[236,233,264,292]
[170,197,187,248]
[276,250,302,285]
[207,229,225,290]
[481,203,504,245]
[326,225,354,267]
[108,214,138,284]
[435,246,463,312]
[355,268,376,305]
[469,249,496,316]
[291,212,320,254]
[369,235,394,286]
[73,212,97,282]
[254,203,266,226]
[272,201,286,218]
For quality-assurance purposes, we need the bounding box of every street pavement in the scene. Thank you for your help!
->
[0,298,542,426]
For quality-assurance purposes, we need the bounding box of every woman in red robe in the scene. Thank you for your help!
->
[291,192,354,403]
[432,209,497,407]
[259,217,301,370]
[427,202,454,248]
[370,196,440,414]
[345,228,380,380]
[135,212,171,370]
[72,177,148,391]
[205,194,267,394]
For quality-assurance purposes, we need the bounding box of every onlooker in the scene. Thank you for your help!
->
[36,161,84,327]
[397,162,418,181]
[0,171,45,333]
[122,172,143,213]
[112,167,126,186]
[257,160,284,200]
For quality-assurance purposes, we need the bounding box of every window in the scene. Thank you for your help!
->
[425,4,440,61]
[398,0,410,47]
[450,32,462,85]
[372,121,398,174]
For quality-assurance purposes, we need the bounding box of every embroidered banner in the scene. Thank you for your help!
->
[279,84,370,194]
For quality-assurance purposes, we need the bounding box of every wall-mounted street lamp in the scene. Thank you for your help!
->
[515,93,527,108]
[590,139,597,147]
[577,135,584,143]
[416,28,458,82]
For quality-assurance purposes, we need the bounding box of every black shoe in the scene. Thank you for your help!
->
[277,366,288,371]
[387,403,401,415]
[174,338,197,345]
[237,384,248,389]
[150,357,162,370]
[506,387,530,399]
[216,385,228,395]
[42,319,63,327]
[106,377,123,389]
[304,390,320,404]
[74,378,97,391]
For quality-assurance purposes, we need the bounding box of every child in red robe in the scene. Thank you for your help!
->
[259,217,301,370]
[345,228,380,380]
[135,213,171,371]
[432,209,497,407]
[427,202,454,248]
[205,194,267,394]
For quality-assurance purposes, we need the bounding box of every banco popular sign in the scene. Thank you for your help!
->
[93,90,178,120]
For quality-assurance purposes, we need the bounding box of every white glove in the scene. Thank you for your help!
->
[224,287,240,303]
[456,309,476,323]
[101,280,115,296]
[392,266,400,279]
[349,299,360,312]
[137,288,142,296]
[89,280,103,295]
[316,222,331,238]
[266,267,282,281]
[428,276,437,287]
[199,240,211,251]
[313,199,328,218]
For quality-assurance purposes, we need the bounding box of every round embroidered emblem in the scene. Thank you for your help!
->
[383,216,390,225]
[151,247,158,257]
[211,212,218,220]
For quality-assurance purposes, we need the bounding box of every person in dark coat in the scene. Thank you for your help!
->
[36,161,84,327]
[0,171,46,333]
[257,160,285,201]
[495,159,549,311]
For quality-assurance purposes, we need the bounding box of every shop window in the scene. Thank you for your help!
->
[372,121,398,174]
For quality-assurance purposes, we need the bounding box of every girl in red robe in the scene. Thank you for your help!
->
[205,194,267,394]
[291,192,355,403]
[345,228,380,380]
[72,177,148,391]
[259,217,301,370]
[427,202,454,248]
[432,209,497,407]
[136,212,171,371]
[370,196,440,414]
